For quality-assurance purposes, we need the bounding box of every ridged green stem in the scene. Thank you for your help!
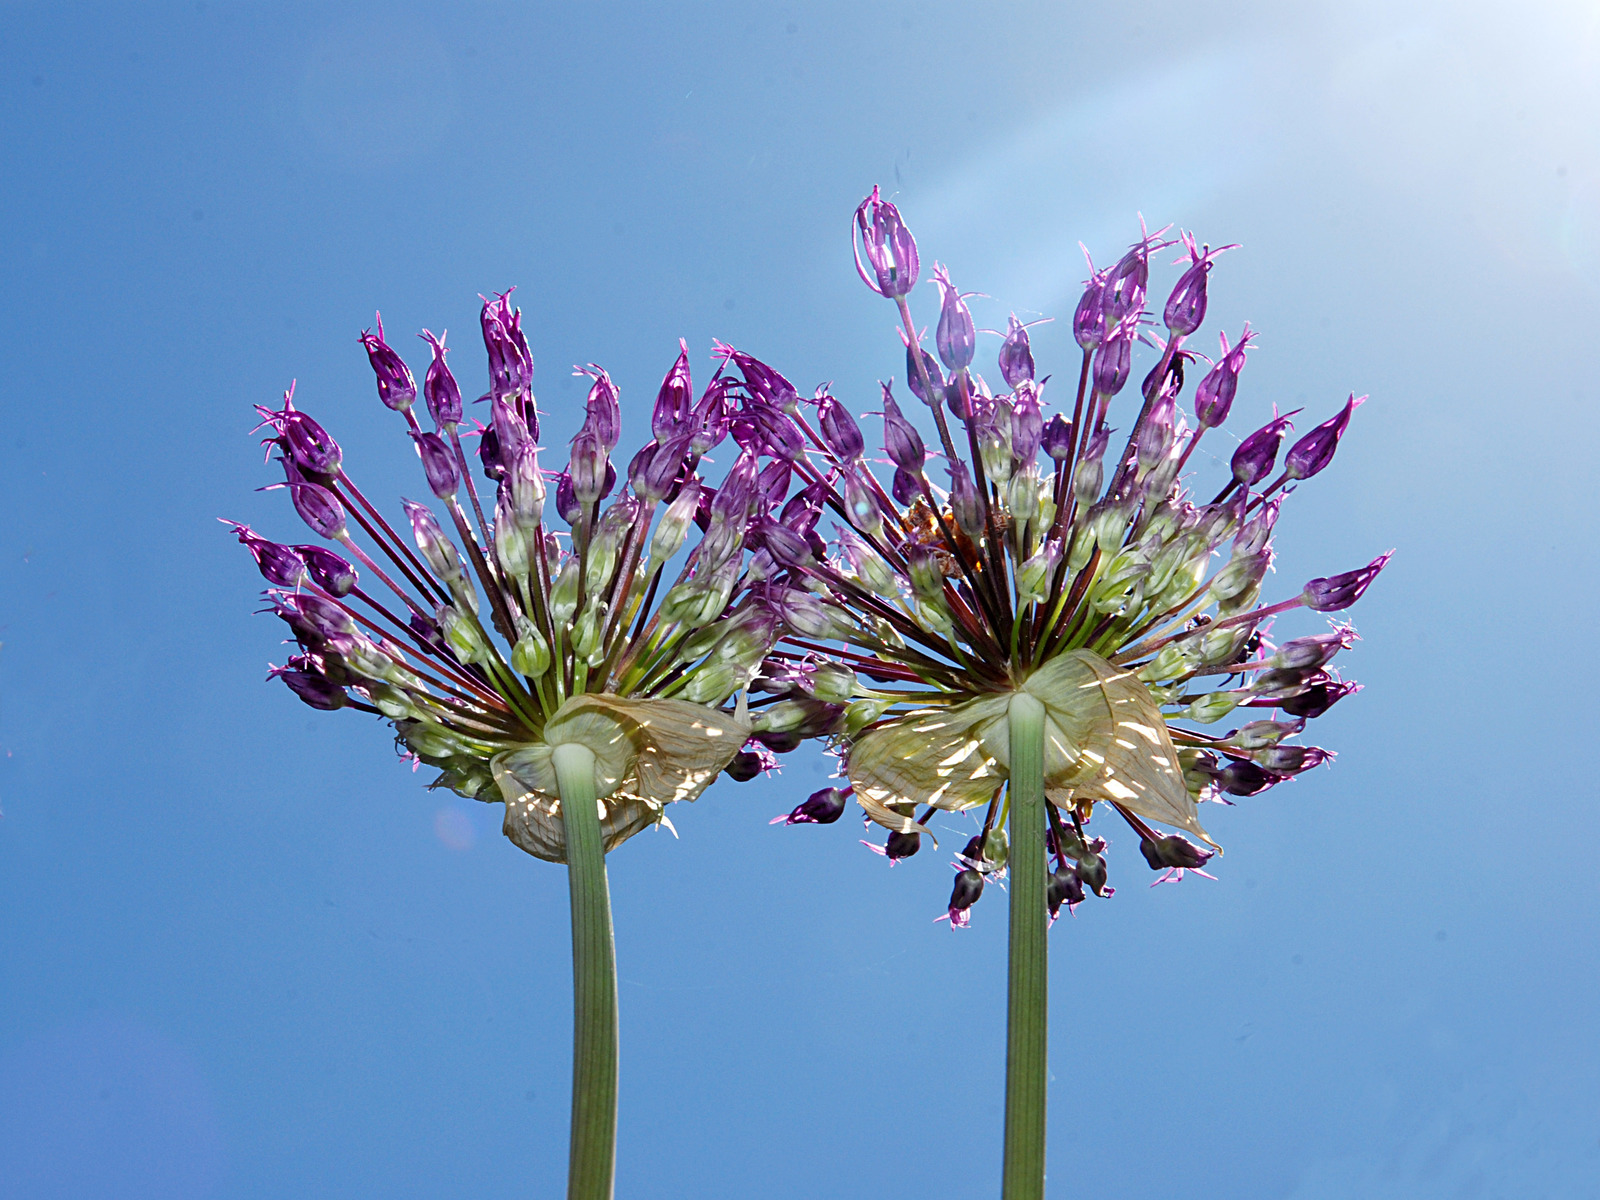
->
[551,743,618,1200]
[1003,691,1048,1200]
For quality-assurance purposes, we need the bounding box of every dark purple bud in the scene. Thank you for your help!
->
[1194,325,1254,430]
[752,519,815,570]
[1048,865,1086,918]
[1303,551,1391,612]
[880,383,926,474]
[359,318,417,412]
[903,338,946,407]
[419,329,463,426]
[280,462,347,540]
[294,544,358,596]
[817,393,865,460]
[1231,412,1297,488]
[945,868,984,926]
[410,431,460,499]
[568,430,608,506]
[1073,268,1108,351]
[724,750,765,783]
[947,460,982,539]
[227,523,308,589]
[772,786,849,826]
[779,481,826,536]
[754,729,802,753]
[273,666,348,711]
[1139,834,1215,872]
[731,406,803,461]
[1254,744,1332,773]
[1285,394,1364,481]
[292,591,357,640]
[1092,318,1136,396]
[710,452,761,526]
[1217,759,1283,796]
[853,185,919,298]
[554,470,580,524]
[885,829,921,860]
[933,263,976,371]
[725,347,800,413]
[1076,841,1112,897]
[1163,234,1234,336]
[477,420,505,481]
[579,365,621,452]
[691,377,734,455]
[630,434,690,504]
[1042,414,1074,461]
[758,459,792,511]
[1011,387,1044,462]
[1279,676,1359,719]
[267,400,343,479]
[1137,389,1176,469]
[999,314,1035,388]
[480,290,533,402]
[891,467,922,505]
[653,343,694,442]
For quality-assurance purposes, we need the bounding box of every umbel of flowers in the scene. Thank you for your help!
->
[755,189,1388,1199]
[228,294,809,1200]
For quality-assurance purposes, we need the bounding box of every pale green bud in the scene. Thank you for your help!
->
[1014,542,1061,605]
[1225,719,1303,750]
[549,557,581,627]
[1138,642,1197,683]
[365,681,418,721]
[511,624,551,676]
[571,600,607,666]
[807,662,857,704]
[1183,689,1242,723]
[914,597,955,634]
[843,697,893,737]
[439,604,489,665]
[1198,621,1250,666]
[649,491,696,563]
[982,826,1009,869]
[495,519,530,580]
[1067,525,1096,572]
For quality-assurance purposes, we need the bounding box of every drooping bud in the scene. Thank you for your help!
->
[1194,324,1254,430]
[853,185,919,298]
[1278,675,1360,719]
[884,829,921,860]
[1284,394,1364,481]
[1216,759,1283,796]
[903,337,946,407]
[817,393,865,460]
[1231,412,1296,488]
[998,314,1035,387]
[418,330,462,426]
[943,868,984,927]
[295,543,358,596]
[360,319,417,412]
[273,666,349,710]
[1269,628,1356,671]
[410,431,459,499]
[1048,865,1086,918]
[1254,744,1332,773]
[1042,414,1074,462]
[932,264,976,371]
[772,786,849,826]
[1139,833,1215,872]
[1302,551,1391,612]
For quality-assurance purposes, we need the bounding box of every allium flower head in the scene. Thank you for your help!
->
[233,306,804,862]
[756,188,1389,923]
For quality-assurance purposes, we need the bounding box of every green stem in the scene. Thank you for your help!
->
[551,743,619,1200]
[1004,691,1048,1200]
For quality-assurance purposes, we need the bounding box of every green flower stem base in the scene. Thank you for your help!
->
[1003,692,1048,1200]
[552,743,619,1200]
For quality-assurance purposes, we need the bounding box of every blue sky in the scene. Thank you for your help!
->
[2,2,1597,1197]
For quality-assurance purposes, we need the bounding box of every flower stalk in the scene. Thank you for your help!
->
[1003,691,1048,1200]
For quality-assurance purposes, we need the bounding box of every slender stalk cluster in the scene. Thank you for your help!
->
[230,294,812,860]
[760,188,1389,922]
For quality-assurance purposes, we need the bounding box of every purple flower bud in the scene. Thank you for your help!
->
[884,828,921,860]
[947,461,982,539]
[258,392,343,479]
[752,519,815,570]
[880,384,926,474]
[1254,745,1332,773]
[691,377,733,455]
[291,591,357,640]
[1217,759,1283,796]
[280,462,347,540]
[1302,551,1391,612]
[1042,414,1074,461]
[710,452,761,526]
[754,729,802,753]
[410,431,459,499]
[1231,412,1297,488]
[579,365,621,452]
[1092,318,1137,396]
[779,482,826,536]
[724,347,800,413]
[227,523,308,588]
[1011,387,1044,463]
[554,470,581,525]
[272,665,348,710]
[1194,325,1254,430]
[1073,266,1108,351]
[998,314,1035,387]
[932,264,976,371]
[480,290,533,402]
[731,405,802,462]
[418,330,463,427]
[295,544,358,596]
[853,185,919,298]
[568,430,609,506]
[758,460,792,511]
[1273,627,1356,670]
[1048,865,1086,918]
[768,587,842,638]
[629,434,690,504]
[944,868,984,927]
[1104,239,1151,325]
[653,343,694,442]
[1139,834,1215,872]
[1284,394,1364,481]
[903,337,946,407]
[771,786,849,826]
[724,750,765,782]
[506,440,546,524]
[401,499,463,583]
[1163,233,1236,336]
[817,393,865,460]
[477,420,505,482]
[1233,495,1281,557]
[360,318,418,412]
[891,466,922,505]
[1137,389,1176,469]
[1278,676,1360,719]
